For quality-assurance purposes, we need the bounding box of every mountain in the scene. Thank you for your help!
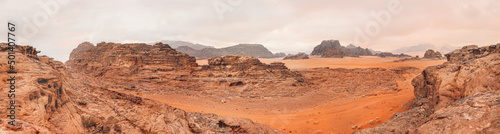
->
[392,44,461,56]
[159,40,214,50]
[175,44,277,59]
[392,44,436,53]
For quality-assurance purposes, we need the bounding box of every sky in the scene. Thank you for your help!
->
[1,0,500,62]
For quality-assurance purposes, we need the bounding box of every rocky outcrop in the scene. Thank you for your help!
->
[159,40,214,50]
[423,49,443,59]
[310,40,372,58]
[176,44,277,59]
[375,52,412,58]
[393,56,420,62]
[202,55,300,78]
[283,53,309,60]
[357,43,500,133]
[1,43,40,59]
[357,91,500,134]
[1,45,284,133]
[274,52,287,58]
[67,42,198,76]
[445,44,500,63]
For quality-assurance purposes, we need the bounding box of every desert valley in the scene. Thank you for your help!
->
[0,40,499,134]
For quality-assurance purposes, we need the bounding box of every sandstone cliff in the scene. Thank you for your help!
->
[67,42,198,77]
[0,44,284,133]
[357,43,500,133]
[201,55,301,78]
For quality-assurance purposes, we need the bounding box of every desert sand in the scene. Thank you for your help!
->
[109,56,446,134]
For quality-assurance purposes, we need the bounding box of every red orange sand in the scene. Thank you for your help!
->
[111,56,445,133]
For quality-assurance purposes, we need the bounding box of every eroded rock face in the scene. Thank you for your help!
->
[357,43,500,133]
[202,55,300,78]
[67,42,198,76]
[413,45,500,112]
[283,53,309,60]
[0,45,284,133]
[423,49,443,59]
[357,91,500,134]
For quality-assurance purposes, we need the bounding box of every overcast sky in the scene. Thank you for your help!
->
[1,0,499,61]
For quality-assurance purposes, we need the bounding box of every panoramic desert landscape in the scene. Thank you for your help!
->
[1,41,499,134]
[2,0,500,134]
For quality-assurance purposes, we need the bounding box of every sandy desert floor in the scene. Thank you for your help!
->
[110,56,446,134]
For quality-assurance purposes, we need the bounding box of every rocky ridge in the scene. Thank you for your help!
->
[310,40,372,58]
[357,43,500,133]
[283,53,309,60]
[0,44,284,133]
[67,42,197,77]
[176,44,277,59]
[423,49,443,59]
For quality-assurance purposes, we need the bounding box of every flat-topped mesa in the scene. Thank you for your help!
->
[201,55,300,78]
[445,44,500,62]
[67,42,198,75]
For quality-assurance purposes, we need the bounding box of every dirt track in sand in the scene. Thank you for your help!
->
[111,56,445,133]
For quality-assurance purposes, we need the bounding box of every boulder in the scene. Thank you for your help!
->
[357,43,500,133]
[423,49,443,59]
[283,53,309,60]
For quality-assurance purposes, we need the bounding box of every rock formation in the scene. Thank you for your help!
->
[393,56,420,62]
[357,43,500,133]
[283,53,309,60]
[310,40,372,58]
[445,44,500,62]
[175,44,277,59]
[67,42,198,76]
[201,55,300,78]
[0,45,284,133]
[1,43,40,59]
[423,49,443,59]
[375,52,412,58]
[274,52,287,58]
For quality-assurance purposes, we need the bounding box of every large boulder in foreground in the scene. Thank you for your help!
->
[357,43,500,133]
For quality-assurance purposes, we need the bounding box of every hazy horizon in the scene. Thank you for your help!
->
[1,0,499,62]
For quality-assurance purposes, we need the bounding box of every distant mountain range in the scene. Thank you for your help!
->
[392,44,460,54]
[158,40,214,50]
[158,40,456,59]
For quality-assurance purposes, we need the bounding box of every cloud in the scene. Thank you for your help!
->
[1,0,499,61]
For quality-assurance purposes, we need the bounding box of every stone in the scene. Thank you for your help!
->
[283,53,310,60]
[423,49,443,59]
[67,42,198,76]
[310,40,372,58]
